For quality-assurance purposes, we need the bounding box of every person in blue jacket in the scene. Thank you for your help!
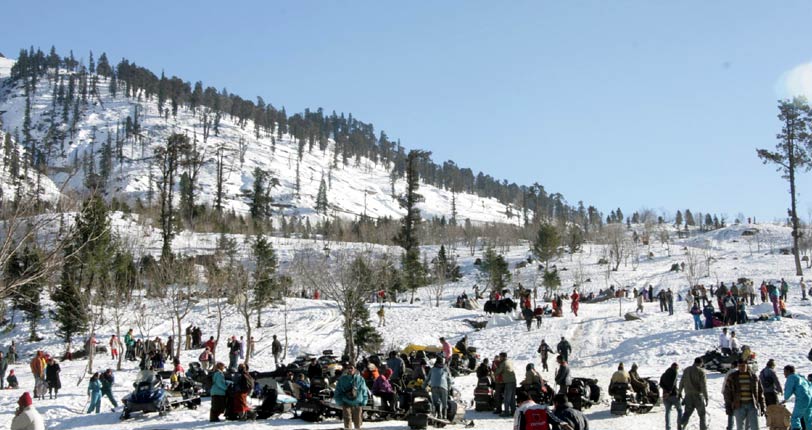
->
[87,373,102,414]
[209,362,231,422]
[333,364,369,430]
[783,365,812,430]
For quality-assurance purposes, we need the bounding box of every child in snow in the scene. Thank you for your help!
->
[7,369,19,388]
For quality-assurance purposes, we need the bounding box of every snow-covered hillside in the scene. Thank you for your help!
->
[0,222,808,430]
[0,56,521,226]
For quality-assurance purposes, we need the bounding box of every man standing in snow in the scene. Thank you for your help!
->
[759,359,782,406]
[555,355,571,395]
[636,293,644,314]
[227,336,241,370]
[551,393,588,430]
[494,352,516,417]
[723,360,765,430]
[660,362,682,430]
[557,337,572,363]
[678,357,708,430]
[272,335,283,368]
[667,289,675,315]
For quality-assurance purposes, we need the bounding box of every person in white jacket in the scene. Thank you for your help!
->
[11,392,45,430]
[719,328,731,355]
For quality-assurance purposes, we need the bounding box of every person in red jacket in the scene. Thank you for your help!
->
[570,290,580,317]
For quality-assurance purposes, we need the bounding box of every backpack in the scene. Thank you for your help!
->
[521,406,549,430]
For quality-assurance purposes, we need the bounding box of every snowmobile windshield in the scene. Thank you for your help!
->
[134,370,158,386]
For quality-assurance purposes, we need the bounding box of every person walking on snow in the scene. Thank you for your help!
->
[101,369,118,410]
[660,362,682,430]
[636,293,645,314]
[377,306,385,327]
[783,364,812,430]
[537,340,553,372]
[678,357,709,430]
[570,290,580,316]
[557,337,572,363]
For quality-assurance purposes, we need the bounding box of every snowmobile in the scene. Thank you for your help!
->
[567,377,601,411]
[473,376,495,411]
[517,382,555,406]
[297,380,400,423]
[608,378,660,415]
[404,386,462,429]
[698,346,758,373]
[121,370,170,419]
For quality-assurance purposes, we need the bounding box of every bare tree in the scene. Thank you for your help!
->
[291,248,379,363]
[154,257,198,359]
[603,224,628,271]
[683,247,705,291]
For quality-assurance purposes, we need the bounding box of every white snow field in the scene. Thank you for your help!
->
[0,222,810,430]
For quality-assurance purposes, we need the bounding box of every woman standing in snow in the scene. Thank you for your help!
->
[45,358,61,399]
[87,373,102,414]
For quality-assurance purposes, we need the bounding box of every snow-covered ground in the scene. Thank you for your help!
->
[0,222,809,429]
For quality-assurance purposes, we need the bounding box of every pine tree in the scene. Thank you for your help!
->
[155,133,190,259]
[481,246,510,291]
[243,168,278,224]
[757,97,812,276]
[393,150,429,303]
[251,235,278,328]
[532,223,560,270]
[7,246,43,341]
[315,176,329,215]
[675,210,683,228]
[685,209,695,226]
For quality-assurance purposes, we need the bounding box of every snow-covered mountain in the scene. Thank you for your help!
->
[0,56,522,226]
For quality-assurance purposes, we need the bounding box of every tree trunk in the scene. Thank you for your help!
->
[115,322,122,371]
[789,154,803,276]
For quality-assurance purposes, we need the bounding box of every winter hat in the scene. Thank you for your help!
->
[8,369,14,375]
[367,363,377,371]
[671,363,678,368]
[18,392,32,408]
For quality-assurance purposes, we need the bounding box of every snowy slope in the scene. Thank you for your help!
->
[0,222,808,430]
[0,56,522,226]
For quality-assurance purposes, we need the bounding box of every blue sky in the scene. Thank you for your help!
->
[3,0,812,222]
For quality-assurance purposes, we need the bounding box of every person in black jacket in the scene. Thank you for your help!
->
[307,357,323,381]
[45,358,62,399]
[551,393,589,430]
[659,362,681,430]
